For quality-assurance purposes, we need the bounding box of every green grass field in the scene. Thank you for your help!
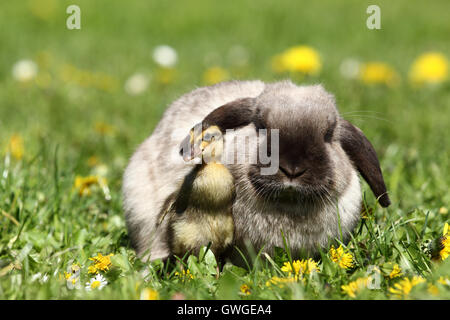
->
[0,0,449,299]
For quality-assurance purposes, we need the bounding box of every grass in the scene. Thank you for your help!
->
[0,0,449,299]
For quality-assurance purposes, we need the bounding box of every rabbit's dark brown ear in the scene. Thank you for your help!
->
[339,119,391,207]
[202,97,261,131]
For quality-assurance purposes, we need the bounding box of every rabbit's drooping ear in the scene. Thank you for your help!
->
[339,119,391,207]
[202,97,260,131]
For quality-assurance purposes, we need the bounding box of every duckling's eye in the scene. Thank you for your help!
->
[203,133,212,141]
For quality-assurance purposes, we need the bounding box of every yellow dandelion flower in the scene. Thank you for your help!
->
[341,277,371,298]
[240,284,251,295]
[437,223,450,261]
[437,277,449,286]
[409,52,448,85]
[389,264,403,279]
[155,67,176,85]
[281,259,319,276]
[389,276,425,299]
[94,73,119,92]
[87,156,100,167]
[35,72,52,89]
[203,66,229,85]
[427,284,439,296]
[28,0,58,21]
[59,64,76,83]
[174,269,194,281]
[7,134,25,160]
[74,175,107,196]
[87,265,97,274]
[329,245,354,269]
[94,122,116,136]
[359,62,399,87]
[267,259,318,288]
[140,288,159,300]
[275,45,321,75]
[59,63,118,92]
[439,207,448,215]
[88,253,113,273]
[440,235,450,261]
[36,50,52,70]
[265,275,300,287]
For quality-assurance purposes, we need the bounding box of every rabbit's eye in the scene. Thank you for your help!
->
[324,119,337,143]
[324,127,334,142]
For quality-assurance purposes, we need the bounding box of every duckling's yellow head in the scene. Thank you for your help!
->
[201,126,224,163]
[181,125,224,163]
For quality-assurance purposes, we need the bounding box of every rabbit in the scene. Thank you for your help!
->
[159,125,236,260]
[122,79,391,263]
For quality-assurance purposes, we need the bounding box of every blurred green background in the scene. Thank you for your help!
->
[0,0,449,299]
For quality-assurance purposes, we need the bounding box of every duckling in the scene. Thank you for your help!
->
[158,125,235,261]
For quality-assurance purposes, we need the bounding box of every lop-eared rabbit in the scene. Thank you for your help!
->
[122,80,390,262]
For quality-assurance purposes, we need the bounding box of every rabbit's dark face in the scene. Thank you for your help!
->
[248,110,338,205]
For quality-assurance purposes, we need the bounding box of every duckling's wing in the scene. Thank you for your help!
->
[157,192,176,226]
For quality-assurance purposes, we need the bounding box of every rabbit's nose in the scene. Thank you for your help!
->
[279,165,308,179]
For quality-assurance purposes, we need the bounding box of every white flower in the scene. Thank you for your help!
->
[30,272,42,282]
[30,272,49,284]
[41,274,49,283]
[85,274,108,291]
[93,164,109,177]
[152,45,178,67]
[12,60,38,82]
[124,73,149,96]
[340,58,361,79]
